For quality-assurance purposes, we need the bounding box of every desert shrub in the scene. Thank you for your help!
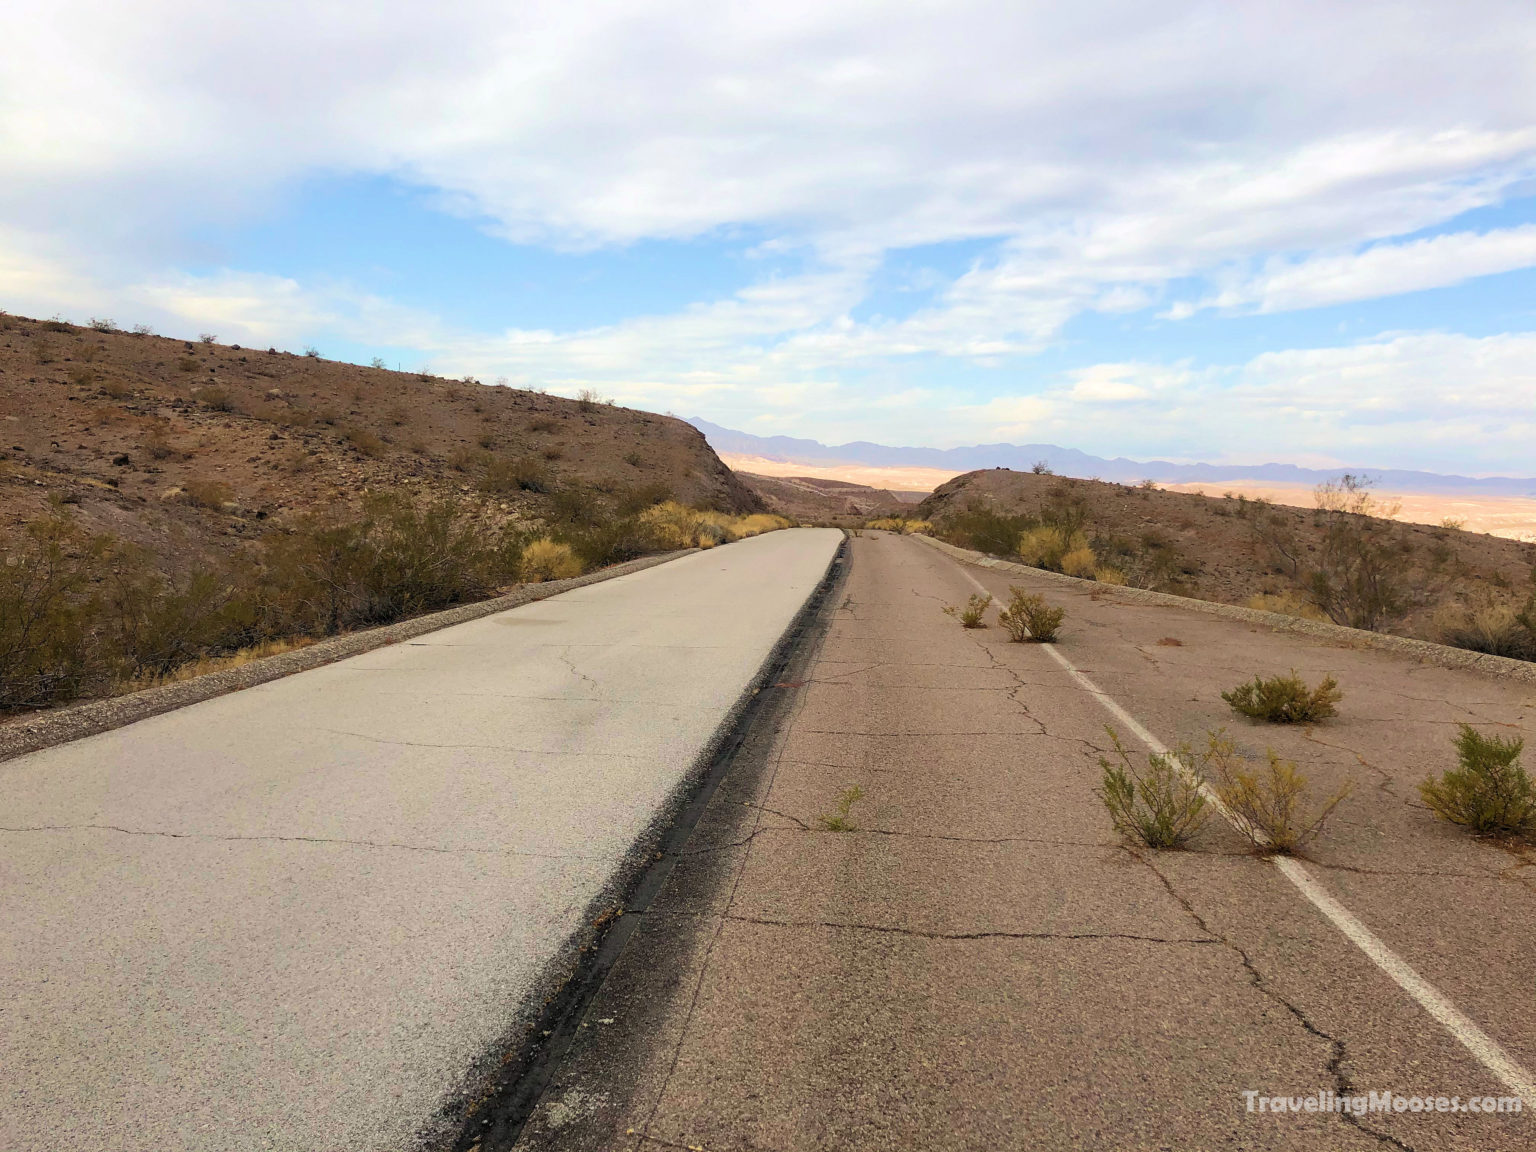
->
[1222,671,1342,723]
[997,588,1064,642]
[198,386,233,410]
[0,516,105,711]
[479,456,548,494]
[42,316,72,332]
[521,538,583,582]
[1097,730,1208,849]
[254,497,511,635]
[1420,725,1534,836]
[1254,476,1410,632]
[1208,739,1351,853]
[33,338,56,363]
[636,501,710,548]
[182,479,234,510]
[344,427,384,457]
[866,517,932,535]
[1435,599,1536,662]
[943,593,992,628]
[89,317,118,332]
[559,516,659,568]
[104,562,248,679]
[1060,544,1097,578]
[100,377,135,399]
[143,428,176,460]
[1017,525,1080,570]
[176,356,201,373]
[529,416,558,433]
[731,513,792,537]
[199,333,217,345]
[1246,591,1327,621]
[937,504,1037,556]
[576,388,604,412]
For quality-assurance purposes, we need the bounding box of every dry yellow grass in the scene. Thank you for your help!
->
[521,538,583,581]
[120,635,318,692]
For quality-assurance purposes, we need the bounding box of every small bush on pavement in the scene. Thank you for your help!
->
[1420,725,1534,837]
[816,785,865,832]
[997,587,1064,642]
[1222,671,1342,723]
[1208,738,1351,853]
[943,592,992,628]
[1097,730,1208,849]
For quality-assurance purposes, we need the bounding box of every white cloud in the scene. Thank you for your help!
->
[5,0,1536,469]
[1195,225,1536,313]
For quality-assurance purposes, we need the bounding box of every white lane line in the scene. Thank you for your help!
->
[950,560,1536,1108]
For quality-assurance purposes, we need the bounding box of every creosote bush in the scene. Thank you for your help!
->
[520,538,583,582]
[997,587,1064,642]
[865,517,932,534]
[1420,725,1534,837]
[943,593,992,628]
[1222,671,1342,723]
[1208,738,1351,853]
[1097,729,1208,849]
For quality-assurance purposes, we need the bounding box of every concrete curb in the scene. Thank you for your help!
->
[911,532,1536,686]
[0,549,697,766]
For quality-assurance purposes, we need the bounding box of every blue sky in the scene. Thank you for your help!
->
[4,0,1536,472]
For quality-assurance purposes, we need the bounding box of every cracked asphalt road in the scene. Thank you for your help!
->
[516,531,1534,1151]
[0,528,842,1152]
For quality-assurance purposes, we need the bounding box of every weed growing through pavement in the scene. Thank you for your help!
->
[1420,725,1534,837]
[997,587,1064,642]
[943,593,992,628]
[1097,729,1209,849]
[817,785,865,832]
[1222,670,1342,723]
[1207,736,1351,853]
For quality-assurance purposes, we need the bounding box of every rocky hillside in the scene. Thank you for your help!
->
[1,314,758,567]
[735,472,913,523]
[921,468,1536,648]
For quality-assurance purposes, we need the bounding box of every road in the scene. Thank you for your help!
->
[0,528,842,1152]
[515,530,1535,1151]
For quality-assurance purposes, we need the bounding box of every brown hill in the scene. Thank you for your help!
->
[920,468,1536,649]
[735,471,913,523]
[1,314,758,567]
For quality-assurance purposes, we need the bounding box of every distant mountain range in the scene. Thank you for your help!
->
[689,418,1536,497]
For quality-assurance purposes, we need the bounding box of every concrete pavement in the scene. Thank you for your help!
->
[514,530,1534,1151]
[0,527,842,1152]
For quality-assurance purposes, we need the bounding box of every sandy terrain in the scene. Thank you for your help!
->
[718,453,959,496]
[1161,480,1536,542]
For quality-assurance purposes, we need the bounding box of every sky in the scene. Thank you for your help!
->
[3,0,1535,473]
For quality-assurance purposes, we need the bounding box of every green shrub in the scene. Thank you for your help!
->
[1208,739,1351,853]
[943,593,992,628]
[1420,725,1534,836]
[1222,671,1342,723]
[0,517,104,711]
[936,504,1037,556]
[816,785,865,832]
[997,587,1064,642]
[479,456,549,494]
[1097,730,1208,849]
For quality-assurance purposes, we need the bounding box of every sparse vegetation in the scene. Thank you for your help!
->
[997,587,1064,642]
[197,386,233,411]
[1222,671,1342,723]
[943,593,992,628]
[198,333,217,345]
[1097,730,1209,849]
[343,427,385,457]
[866,517,932,534]
[1208,737,1351,853]
[816,785,865,832]
[1420,725,1534,837]
[182,479,234,510]
[479,456,550,495]
[519,538,583,582]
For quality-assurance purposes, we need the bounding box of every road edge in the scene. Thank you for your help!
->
[0,549,697,766]
[911,532,1536,685]
[436,532,850,1152]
